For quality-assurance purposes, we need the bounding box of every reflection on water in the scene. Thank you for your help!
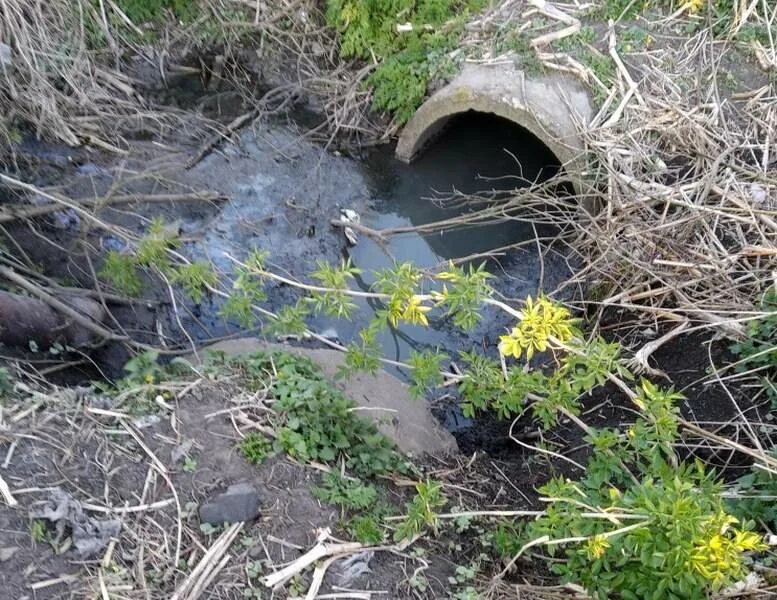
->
[308,112,569,384]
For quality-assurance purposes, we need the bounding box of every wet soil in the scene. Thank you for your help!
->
[0,376,533,599]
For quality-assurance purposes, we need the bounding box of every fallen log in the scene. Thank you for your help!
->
[0,289,106,349]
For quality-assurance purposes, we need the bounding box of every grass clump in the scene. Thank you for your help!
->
[325,0,487,123]
[239,433,275,465]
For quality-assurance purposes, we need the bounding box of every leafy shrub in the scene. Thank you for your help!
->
[325,0,486,122]
[524,381,766,599]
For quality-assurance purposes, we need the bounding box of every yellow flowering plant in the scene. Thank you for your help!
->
[227,253,768,599]
[498,295,579,360]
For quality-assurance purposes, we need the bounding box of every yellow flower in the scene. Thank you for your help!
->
[499,333,523,359]
[498,295,577,360]
[686,0,704,13]
[402,296,432,327]
[144,373,155,384]
[587,535,611,559]
[435,263,461,282]
[689,512,766,589]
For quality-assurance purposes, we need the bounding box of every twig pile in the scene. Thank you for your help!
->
[0,0,154,150]
[561,32,777,334]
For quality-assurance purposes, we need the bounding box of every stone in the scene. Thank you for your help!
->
[197,339,459,457]
[199,483,261,525]
[0,547,18,562]
[395,63,593,199]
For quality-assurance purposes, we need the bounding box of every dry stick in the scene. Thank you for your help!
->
[0,475,19,507]
[627,320,691,377]
[170,522,243,600]
[0,192,225,224]
[527,0,581,47]
[262,529,363,588]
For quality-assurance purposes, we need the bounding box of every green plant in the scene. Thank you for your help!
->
[313,472,378,510]
[239,433,275,465]
[111,0,198,26]
[99,251,143,297]
[218,351,410,478]
[99,218,182,297]
[172,262,217,304]
[227,253,768,596]
[395,479,447,540]
[348,514,386,544]
[30,519,47,543]
[407,349,448,398]
[729,454,777,531]
[119,350,165,388]
[325,0,486,123]
[136,217,180,270]
[522,381,766,599]
[730,289,777,405]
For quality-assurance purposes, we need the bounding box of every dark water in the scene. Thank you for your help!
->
[173,111,573,423]
[308,113,568,365]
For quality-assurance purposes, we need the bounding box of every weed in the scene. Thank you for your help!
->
[312,472,378,510]
[171,262,217,304]
[199,522,220,536]
[30,519,47,543]
[730,289,777,405]
[395,479,447,541]
[347,514,385,544]
[182,456,198,472]
[239,433,275,465]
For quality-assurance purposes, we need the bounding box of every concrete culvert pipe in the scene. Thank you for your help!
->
[396,64,593,200]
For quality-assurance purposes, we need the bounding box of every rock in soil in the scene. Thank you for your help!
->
[199,483,261,525]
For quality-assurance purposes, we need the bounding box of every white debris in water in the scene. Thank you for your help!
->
[319,327,339,341]
[339,208,360,246]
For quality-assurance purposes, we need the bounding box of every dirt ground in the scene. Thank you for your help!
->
[0,321,756,599]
